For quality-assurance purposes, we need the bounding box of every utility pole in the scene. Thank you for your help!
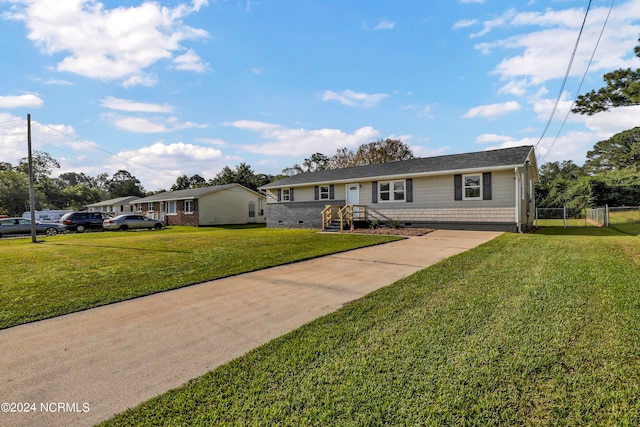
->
[27,114,37,243]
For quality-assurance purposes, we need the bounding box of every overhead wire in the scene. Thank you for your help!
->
[537,0,616,164]
[32,121,184,179]
[534,0,593,160]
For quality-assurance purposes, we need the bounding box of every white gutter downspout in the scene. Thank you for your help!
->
[515,167,521,233]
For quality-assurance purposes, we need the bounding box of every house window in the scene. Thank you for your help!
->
[167,201,177,215]
[379,180,405,202]
[148,203,154,212]
[137,204,143,212]
[184,200,194,213]
[319,185,330,200]
[463,174,482,200]
[282,188,291,202]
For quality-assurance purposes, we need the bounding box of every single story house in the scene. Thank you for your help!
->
[259,145,538,233]
[132,184,266,226]
[86,196,141,216]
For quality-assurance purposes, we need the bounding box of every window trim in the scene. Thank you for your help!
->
[282,188,291,202]
[184,199,194,214]
[462,173,482,200]
[166,201,177,215]
[319,185,330,200]
[378,179,406,203]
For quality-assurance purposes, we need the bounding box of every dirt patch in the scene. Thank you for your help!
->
[344,227,436,237]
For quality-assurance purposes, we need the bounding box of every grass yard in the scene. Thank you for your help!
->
[0,226,400,329]
[102,224,640,426]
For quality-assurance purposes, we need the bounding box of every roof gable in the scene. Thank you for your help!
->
[86,196,141,207]
[134,184,264,203]
[261,146,535,189]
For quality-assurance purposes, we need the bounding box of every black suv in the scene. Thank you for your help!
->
[60,212,108,232]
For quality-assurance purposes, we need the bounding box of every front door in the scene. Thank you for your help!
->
[346,184,359,205]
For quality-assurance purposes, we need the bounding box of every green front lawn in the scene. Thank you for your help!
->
[103,225,640,426]
[0,226,399,329]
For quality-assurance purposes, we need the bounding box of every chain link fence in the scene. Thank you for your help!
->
[536,205,640,229]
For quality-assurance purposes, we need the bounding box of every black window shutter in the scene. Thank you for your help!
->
[372,181,378,203]
[289,188,294,202]
[454,175,462,201]
[329,184,334,199]
[406,178,413,203]
[277,189,282,202]
[483,172,492,200]
[314,186,319,200]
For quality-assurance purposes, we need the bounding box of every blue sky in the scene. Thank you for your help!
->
[1,0,639,191]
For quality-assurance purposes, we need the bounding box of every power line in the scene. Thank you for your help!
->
[534,0,593,155]
[32,121,184,179]
[538,0,616,164]
[0,118,24,125]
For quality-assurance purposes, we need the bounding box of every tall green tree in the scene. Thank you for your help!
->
[282,153,331,176]
[327,139,414,169]
[0,169,29,216]
[16,151,60,184]
[107,170,145,198]
[573,37,640,115]
[210,163,269,191]
[583,127,640,173]
[536,161,585,208]
[62,184,103,210]
[171,174,206,191]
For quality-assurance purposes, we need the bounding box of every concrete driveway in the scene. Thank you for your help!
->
[0,229,501,427]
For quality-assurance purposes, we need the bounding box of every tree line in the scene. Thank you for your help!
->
[0,139,413,216]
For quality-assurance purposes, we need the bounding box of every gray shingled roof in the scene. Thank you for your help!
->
[86,196,141,207]
[134,184,240,203]
[261,145,535,189]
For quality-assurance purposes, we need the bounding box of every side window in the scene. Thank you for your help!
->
[463,174,482,200]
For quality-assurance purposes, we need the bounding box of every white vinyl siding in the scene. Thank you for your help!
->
[198,187,265,225]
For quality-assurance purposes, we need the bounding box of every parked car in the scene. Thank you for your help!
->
[0,217,66,237]
[103,214,163,231]
[60,211,108,232]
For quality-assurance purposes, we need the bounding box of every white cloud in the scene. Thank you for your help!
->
[109,115,206,133]
[472,3,640,89]
[403,103,436,119]
[101,97,173,113]
[104,140,224,190]
[321,89,388,108]
[224,120,381,156]
[0,94,44,108]
[195,137,227,146]
[5,0,210,85]
[373,20,395,31]
[452,19,478,30]
[172,49,209,72]
[463,101,521,119]
[122,74,159,88]
[475,133,516,144]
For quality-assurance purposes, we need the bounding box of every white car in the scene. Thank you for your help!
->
[102,215,164,231]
